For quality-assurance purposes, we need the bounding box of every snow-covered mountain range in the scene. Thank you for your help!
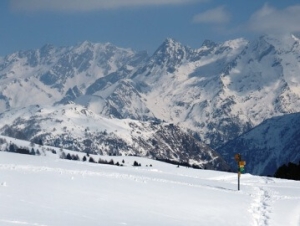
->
[0,34,299,174]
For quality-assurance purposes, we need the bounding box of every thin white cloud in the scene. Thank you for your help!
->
[247,3,300,34]
[10,0,209,12]
[192,6,230,24]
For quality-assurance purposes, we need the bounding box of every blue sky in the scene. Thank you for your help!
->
[1,0,300,56]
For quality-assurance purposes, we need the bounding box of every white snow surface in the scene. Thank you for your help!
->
[0,150,299,226]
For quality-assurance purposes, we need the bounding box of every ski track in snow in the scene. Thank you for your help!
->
[249,185,272,226]
[247,176,300,226]
[243,177,300,226]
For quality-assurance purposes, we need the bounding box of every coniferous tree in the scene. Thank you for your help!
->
[72,154,79,161]
[89,156,95,163]
[9,143,16,152]
[66,153,72,160]
[30,148,36,155]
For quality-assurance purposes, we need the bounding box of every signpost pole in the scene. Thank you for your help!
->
[238,171,240,191]
[234,153,245,191]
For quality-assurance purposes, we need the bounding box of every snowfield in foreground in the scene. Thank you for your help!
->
[0,152,299,226]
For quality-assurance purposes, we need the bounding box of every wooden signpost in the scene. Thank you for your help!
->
[234,153,246,191]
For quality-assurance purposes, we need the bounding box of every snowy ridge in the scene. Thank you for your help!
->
[0,104,229,171]
[0,41,147,111]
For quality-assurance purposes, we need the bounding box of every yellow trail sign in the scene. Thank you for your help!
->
[239,161,246,167]
[239,161,246,165]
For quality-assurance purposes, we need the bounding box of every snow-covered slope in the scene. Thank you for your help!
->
[0,106,229,171]
[0,151,299,226]
[217,112,300,176]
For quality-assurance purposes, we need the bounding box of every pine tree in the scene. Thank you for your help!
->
[89,156,95,163]
[30,148,36,155]
[9,143,16,152]
[109,159,114,165]
[66,153,72,160]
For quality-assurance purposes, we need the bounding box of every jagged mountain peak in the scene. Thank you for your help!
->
[146,38,191,73]
[201,39,217,49]
[153,38,189,56]
[162,37,181,46]
[72,40,134,56]
[73,40,95,53]
[39,43,58,56]
[40,43,56,51]
[254,34,300,52]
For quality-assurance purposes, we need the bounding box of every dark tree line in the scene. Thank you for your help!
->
[60,151,124,167]
[274,161,300,181]
[5,141,42,156]
[155,157,202,169]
